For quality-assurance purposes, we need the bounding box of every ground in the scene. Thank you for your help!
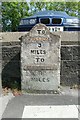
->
[0,86,80,120]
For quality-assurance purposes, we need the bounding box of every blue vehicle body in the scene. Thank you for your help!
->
[18,10,80,32]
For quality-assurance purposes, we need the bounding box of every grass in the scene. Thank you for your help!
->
[2,87,22,96]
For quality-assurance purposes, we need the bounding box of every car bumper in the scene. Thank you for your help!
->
[18,25,80,32]
[64,26,80,31]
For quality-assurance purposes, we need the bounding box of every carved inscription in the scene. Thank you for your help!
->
[32,37,48,41]
[37,29,46,34]
[31,78,50,82]
[31,43,46,63]
[31,49,46,55]
[30,30,48,81]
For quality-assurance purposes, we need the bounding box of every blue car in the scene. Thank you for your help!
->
[18,10,80,32]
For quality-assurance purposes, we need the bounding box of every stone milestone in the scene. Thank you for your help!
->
[21,23,61,92]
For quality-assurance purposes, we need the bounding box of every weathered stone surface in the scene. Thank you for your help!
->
[1,37,21,89]
[1,31,79,42]
[73,46,80,60]
[21,24,61,91]
[61,47,73,60]
[60,45,80,86]
[2,46,20,61]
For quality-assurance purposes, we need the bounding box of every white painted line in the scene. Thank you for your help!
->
[22,105,78,118]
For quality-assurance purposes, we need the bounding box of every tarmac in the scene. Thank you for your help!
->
[0,86,80,120]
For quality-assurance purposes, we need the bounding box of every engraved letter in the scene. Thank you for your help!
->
[42,30,45,34]
[37,30,41,34]
[38,43,41,47]
[41,58,44,62]
[36,58,40,62]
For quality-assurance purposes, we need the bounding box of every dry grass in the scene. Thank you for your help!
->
[70,84,80,89]
[2,87,22,96]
